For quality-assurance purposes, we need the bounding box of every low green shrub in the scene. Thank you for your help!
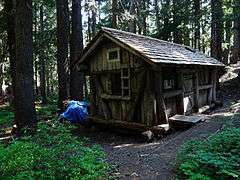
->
[176,128,240,180]
[0,105,14,127]
[0,121,109,180]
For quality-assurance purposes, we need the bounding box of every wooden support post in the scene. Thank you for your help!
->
[93,75,111,119]
[177,70,185,115]
[212,68,217,102]
[154,68,168,125]
[194,71,199,112]
[89,76,97,115]
[143,70,154,126]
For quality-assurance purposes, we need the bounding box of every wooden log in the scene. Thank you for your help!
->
[89,116,170,134]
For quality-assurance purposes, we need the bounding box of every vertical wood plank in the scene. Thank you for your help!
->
[194,70,199,112]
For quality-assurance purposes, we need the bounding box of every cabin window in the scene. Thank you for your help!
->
[121,68,130,97]
[110,73,122,95]
[163,79,175,90]
[108,68,131,97]
[107,48,120,62]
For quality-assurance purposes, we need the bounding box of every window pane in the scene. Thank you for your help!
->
[122,68,129,77]
[111,73,121,95]
[123,89,130,96]
[108,50,119,60]
[123,79,129,88]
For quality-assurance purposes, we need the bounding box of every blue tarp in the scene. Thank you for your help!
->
[60,100,88,123]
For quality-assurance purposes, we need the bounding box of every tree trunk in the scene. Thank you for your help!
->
[154,0,161,36]
[211,0,223,61]
[91,0,97,36]
[161,0,171,41]
[232,0,240,63]
[128,0,137,33]
[172,0,183,44]
[56,0,70,110]
[112,0,118,28]
[33,2,39,96]
[4,0,16,108]
[194,0,201,50]
[0,63,3,97]
[70,0,84,101]
[223,19,232,64]
[39,5,47,104]
[15,0,37,130]
[142,0,147,35]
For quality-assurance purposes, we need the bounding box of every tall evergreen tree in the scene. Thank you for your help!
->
[194,0,201,50]
[232,0,240,63]
[112,0,118,28]
[14,0,37,131]
[56,0,70,110]
[70,0,84,100]
[39,4,47,104]
[211,0,224,61]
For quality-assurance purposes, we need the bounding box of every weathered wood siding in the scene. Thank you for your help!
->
[88,40,143,72]
[89,40,155,125]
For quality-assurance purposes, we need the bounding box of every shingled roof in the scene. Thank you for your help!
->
[79,27,224,67]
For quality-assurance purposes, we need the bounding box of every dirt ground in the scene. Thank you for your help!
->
[75,64,240,180]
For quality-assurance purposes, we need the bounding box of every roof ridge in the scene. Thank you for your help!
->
[101,27,193,49]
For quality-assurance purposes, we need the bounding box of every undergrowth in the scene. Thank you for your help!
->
[0,105,14,127]
[176,128,240,180]
[0,101,110,180]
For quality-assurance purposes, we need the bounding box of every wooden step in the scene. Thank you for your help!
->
[169,114,203,125]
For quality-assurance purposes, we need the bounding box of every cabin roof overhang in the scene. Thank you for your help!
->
[77,27,225,68]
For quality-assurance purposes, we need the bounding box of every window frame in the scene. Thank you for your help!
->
[163,79,175,90]
[107,47,121,62]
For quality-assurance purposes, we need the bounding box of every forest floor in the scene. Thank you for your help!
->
[74,63,240,180]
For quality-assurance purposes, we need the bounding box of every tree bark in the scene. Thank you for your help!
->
[128,0,137,33]
[70,0,84,101]
[39,5,47,104]
[15,0,37,130]
[223,19,232,64]
[194,0,201,50]
[56,0,70,110]
[232,0,240,63]
[161,0,171,41]
[142,0,147,35]
[172,0,183,44]
[112,0,118,28]
[91,0,97,36]
[154,0,161,36]
[211,0,223,61]
[33,2,39,96]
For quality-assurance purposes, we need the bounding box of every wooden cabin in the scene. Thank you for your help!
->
[77,28,224,132]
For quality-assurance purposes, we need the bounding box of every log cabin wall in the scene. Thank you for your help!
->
[88,39,155,125]
[155,65,217,118]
